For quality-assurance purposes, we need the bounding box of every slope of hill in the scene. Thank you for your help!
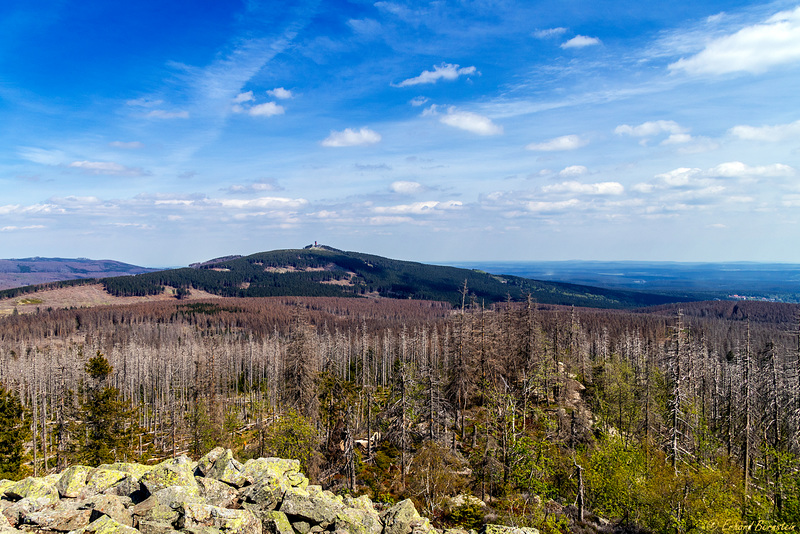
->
[97,246,693,309]
[0,257,158,290]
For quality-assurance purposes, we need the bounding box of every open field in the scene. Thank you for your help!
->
[0,283,221,316]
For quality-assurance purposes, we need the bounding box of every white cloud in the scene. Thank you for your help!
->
[543,181,624,195]
[217,197,308,209]
[729,119,800,142]
[708,161,795,178]
[561,35,601,49]
[69,161,146,176]
[534,27,567,39]
[390,181,424,194]
[669,6,800,75]
[661,133,693,145]
[652,167,702,187]
[526,199,581,213]
[526,134,588,151]
[373,200,461,214]
[394,63,478,87]
[18,147,65,165]
[0,225,45,232]
[109,141,144,149]
[409,96,429,107]
[146,109,190,119]
[268,87,293,99]
[322,127,382,147]
[248,102,285,117]
[227,180,281,193]
[438,107,503,136]
[559,165,588,178]
[615,120,687,137]
[233,91,254,103]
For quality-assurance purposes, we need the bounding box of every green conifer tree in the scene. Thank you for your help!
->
[79,352,139,466]
[0,384,29,480]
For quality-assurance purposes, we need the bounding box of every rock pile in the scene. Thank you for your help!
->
[1,449,535,534]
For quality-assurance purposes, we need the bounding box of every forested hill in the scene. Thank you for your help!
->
[0,257,157,290]
[96,247,693,308]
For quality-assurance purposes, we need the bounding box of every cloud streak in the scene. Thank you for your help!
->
[394,63,477,87]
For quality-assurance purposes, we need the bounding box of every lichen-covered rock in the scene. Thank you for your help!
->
[136,519,181,534]
[97,463,154,480]
[380,499,435,534]
[140,457,199,495]
[239,458,307,489]
[81,469,128,498]
[205,450,245,488]
[196,449,227,479]
[278,486,344,528]
[4,477,60,505]
[23,504,93,532]
[177,503,261,534]
[0,480,14,498]
[69,513,139,534]
[480,526,540,534]
[237,476,291,512]
[196,478,239,509]
[256,511,293,534]
[57,466,94,499]
[83,494,133,527]
[333,505,382,534]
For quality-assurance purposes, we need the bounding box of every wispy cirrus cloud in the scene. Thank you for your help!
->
[109,141,144,149]
[145,109,190,119]
[1,225,45,232]
[670,6,800,75]
[69,161,148,176]
[322,127,382,147]
[393,63,478,87]
[533,27,567,39]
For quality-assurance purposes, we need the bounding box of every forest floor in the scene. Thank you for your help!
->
[0,284,222,316]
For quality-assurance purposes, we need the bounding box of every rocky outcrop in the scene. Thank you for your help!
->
[0,449,455,534]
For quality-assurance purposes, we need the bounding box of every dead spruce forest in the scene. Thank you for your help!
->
[1,292,800,533]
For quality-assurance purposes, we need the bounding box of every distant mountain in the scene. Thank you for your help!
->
[97,246,694,309]
[0,257,159,290]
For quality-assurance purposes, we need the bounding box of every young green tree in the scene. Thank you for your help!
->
[0,384,29,480]
[78,352,140,466]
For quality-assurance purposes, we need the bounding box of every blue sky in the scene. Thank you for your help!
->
[2,0,800,266]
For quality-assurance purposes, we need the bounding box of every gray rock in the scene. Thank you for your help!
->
[177,502,261,534]
[196,477,239,508]
[56,466,93,499]
[22,503,93,532]
[82,494,133,527]
[380,499,435,534]
[140,457,200,495]
[196,448,227,479]
[4,477,60,505]
[278,486,344,528]
[137,519,181,534]
[69,513,139,534]
[255,511,293,534]
[480,526,540,534]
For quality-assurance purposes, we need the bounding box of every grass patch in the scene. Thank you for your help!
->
[16,298,44,305]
